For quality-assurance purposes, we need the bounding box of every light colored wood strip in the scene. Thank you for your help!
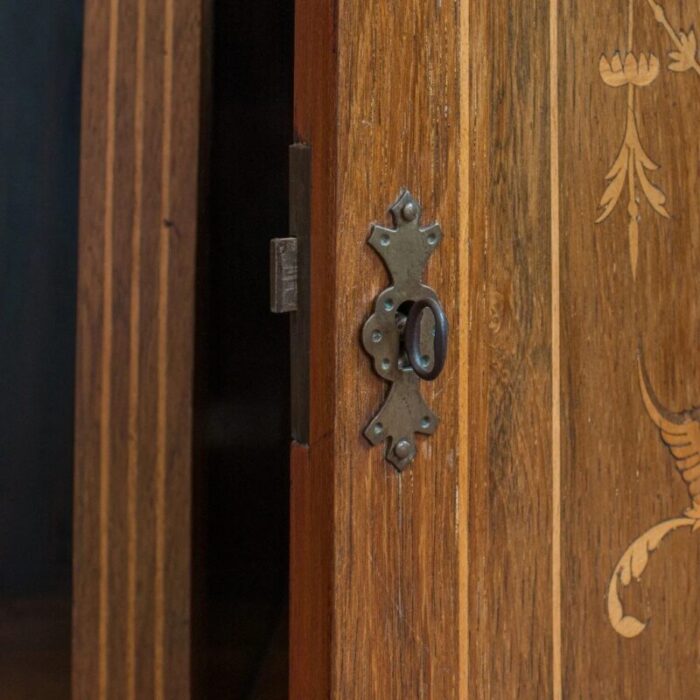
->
[127,1,147,697]
[550,0,562,697]
[459,0,471,696]
[155,0,174,696]
[99,1,120,696]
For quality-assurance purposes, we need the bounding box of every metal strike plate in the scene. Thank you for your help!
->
[362,190,448,471]
[270,238,298,313]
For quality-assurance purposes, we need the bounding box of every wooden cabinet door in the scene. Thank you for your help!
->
[291,0,700,698]
[290,2,467,697]
[74,1,207,697]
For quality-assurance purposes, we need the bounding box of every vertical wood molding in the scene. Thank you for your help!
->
[73,1,208,697]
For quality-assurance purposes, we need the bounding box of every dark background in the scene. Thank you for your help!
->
[0,2,83,696]
[201,0,293,695]
[0,1,82,598]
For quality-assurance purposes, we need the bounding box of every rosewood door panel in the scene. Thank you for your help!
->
[292,0,700,697]
[469,0,700,696]
[559,0,700,697]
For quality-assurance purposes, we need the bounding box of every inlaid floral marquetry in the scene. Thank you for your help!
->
[607,357,700,638]
[597,0,699,278]
[601,2,700,640]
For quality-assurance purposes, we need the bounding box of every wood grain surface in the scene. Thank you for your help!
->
[289,0,337,696]
[468,2,554,697]
[560,0,700,697]
[73,0,700,696]
[73,1,208,697]
[469,0,700,696]
[294,0,700,697]
[291,0,469,697]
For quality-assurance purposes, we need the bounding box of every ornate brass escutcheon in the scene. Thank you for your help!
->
[362,191,448,471]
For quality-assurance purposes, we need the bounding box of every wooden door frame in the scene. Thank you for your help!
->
[73,1,210,697]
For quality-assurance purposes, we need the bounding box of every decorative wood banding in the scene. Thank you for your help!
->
[74,1,208,697]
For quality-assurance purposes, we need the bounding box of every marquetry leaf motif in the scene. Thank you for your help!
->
[648,0,700,74]
[608,518,696,638]
[669,30,698,72]
[596,144,628,223]
[607,357,700,638]
[596,1,700,278]
[596,80,668,223]
[596,91,668,277]
[631,130,668,220]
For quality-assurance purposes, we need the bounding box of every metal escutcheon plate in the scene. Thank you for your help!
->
[361,190,447,471]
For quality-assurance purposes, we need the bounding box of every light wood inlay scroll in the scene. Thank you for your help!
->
[607,356,700,637]
[593,0,700,644]
[74,1,208,697]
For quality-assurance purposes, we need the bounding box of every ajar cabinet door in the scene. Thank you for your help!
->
[290,0,700,697]
[74,1,206,697]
